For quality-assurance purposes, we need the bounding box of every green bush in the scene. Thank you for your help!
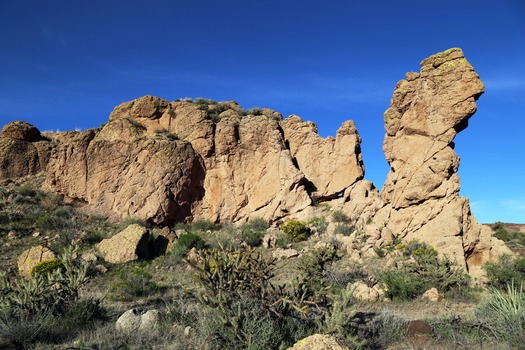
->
[190,246,323,348]
[108,267,158,300]
[491,222,525,248]
[190,219,218,232]
[281,220,310,242]
[309,216,327,234]
[240,218,268,247]
[241,229,263,247]
[485,254,525,290]
[242,217,269,232]
[31,258,64,277]
[381,269,426,301]
[172,232,205,258]
[334,224,354,236]
[332,210,351,223]
[0,245,91,315]
[381,240,471,301]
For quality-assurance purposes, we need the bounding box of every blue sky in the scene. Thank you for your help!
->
[1,0,524,223]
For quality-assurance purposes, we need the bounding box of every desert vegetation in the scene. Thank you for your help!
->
[0,184,524,349]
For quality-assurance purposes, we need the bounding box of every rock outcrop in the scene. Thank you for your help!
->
[372,48,510,276]
[45,123,204,225]
[106,98,315,223]
[282,116,364,199]
[0,121,52,179]
[0,48,510,277]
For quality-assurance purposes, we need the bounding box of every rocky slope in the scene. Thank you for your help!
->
[0,48,510,276]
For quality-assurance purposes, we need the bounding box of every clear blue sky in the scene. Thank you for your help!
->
[1,0,524,223]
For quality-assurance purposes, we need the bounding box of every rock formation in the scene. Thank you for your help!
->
[0,121,53,179]
[45,126,203,225]
[96,224,153,263]
[282,116,364,199]
[372,48,510,276]
[0,48,510,276]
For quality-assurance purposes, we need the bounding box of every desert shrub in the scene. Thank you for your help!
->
[373,246,386,257]
[242,217,269,232]
[381,269,426,301]
[245,107,263,116]
[0,309,50,348]
[241,229,263,247]
[309,216,327,234]
[332,210,351,223]
[31,258,64,277]
[484,254,525,290]
[476,283,525,347]
[281,220,310,242]
[334,223,354,236]
[165,132,178,140]
[275,233,293,248]
[491,222,525,248]
[172,232,206,258]
[52,205,74,218]
[0,245,92,326]
[381,241,471,301]
[297,246,341,281]
[367,311,406,349]
[325,263,368,290]
[190,245,324,348]
[321,284,361,346]
[108,267,158,300]
[34,205,77,234]
[190,219,218,232]
[240,217,268,247]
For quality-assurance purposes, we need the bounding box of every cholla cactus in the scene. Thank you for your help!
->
[0,245,91,315]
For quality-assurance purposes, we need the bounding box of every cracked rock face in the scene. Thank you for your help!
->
[374,48,510,277]
[382,48,484,208]
[0,121,52,179]
[0,48,512,278]
[282,115,364,199]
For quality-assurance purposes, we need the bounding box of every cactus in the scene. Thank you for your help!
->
[0,245,92,315]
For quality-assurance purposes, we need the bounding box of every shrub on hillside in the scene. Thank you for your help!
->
[309,216,328,234]
[31,258,64,277]
[332,210,351,223]
[240,217,269,247]
[0,245,91,315]
[190,219,218,232]
[108,267,159,300]
[491,222,525,248]
[172,232,206,258]
[189,245,358,348]
[380,240,471,301]
[484,254,525,290]
[281,220,310,242]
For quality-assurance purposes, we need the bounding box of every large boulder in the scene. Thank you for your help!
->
[96,224,151,263]
[288,334,348,350]
[17,245,57,277]
[1,121,42,142]
[0,121,52,179]
[115,308,160,333]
